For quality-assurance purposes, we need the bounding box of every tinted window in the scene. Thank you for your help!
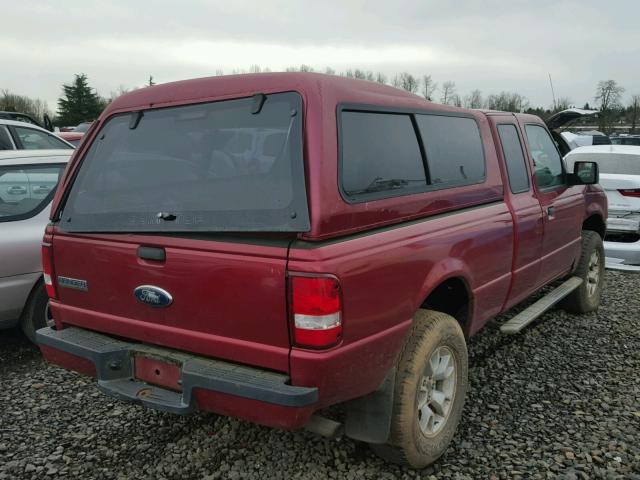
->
[524,124,564,189]
[497,124,529,193]
[61,92,309,233]
[416,115,485,186]
[14,126,72,150]
[0,164,64,222]
[0,126,13,150]
[341,111,426,198]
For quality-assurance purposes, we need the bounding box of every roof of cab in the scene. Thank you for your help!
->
[103,72,461,117]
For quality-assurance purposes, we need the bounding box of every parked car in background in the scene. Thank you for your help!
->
[36,73,606,469]
[0,119,74,151]
[56,131,84,147]
[611,135,640,146]
[0,111,54,132]
[545,108,599,155]
[561,131,612,150]
[565,145,640,272]
[0,150,72,341]
[72,121,93,133]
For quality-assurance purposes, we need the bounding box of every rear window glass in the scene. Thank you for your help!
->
[497,124,530,193]
[14,126,72,150]
[0,164,64,222]
[340,111,426,199]
[415,115,485,186]
[60,92,309,233]
[565,152,640,175]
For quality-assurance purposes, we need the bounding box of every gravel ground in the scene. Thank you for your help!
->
[1,270,638,480]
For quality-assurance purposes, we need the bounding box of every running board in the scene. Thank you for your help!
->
[500,276,583,335]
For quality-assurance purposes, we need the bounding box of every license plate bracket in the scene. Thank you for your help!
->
[134,355,183,392]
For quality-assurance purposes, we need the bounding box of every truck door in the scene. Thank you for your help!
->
[519,121,583,284]
[491,117,544,308]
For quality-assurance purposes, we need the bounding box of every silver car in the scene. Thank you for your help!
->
[0,150,71,341]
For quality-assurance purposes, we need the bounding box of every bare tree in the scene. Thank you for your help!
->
[595,80,625,133]
[248,65,262,73]
[421,75,437,100]
[464,89,483,109]
[375,72,387,84]
[440,81,457,105]
[324,67,336,75]
[392,72,419,93]
[0,89,51,120]
[485,91,529,112]
[554,97,572,112]
[630,94,640,134]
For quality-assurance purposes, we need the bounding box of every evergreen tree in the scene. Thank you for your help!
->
[56,74,103,126]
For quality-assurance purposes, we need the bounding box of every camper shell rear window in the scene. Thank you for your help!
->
[59,92,309,233]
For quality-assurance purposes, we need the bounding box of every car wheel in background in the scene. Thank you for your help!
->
[20,282,51,343]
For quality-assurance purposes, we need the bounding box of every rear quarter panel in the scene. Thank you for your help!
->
[288,202,513,407]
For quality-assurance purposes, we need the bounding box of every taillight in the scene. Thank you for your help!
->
[619,189,640,198]
[290,275,342,348]
[42,244,57,299]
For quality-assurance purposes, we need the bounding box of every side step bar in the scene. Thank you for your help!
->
[500,276,583,335]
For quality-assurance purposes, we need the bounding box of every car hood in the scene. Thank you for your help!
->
[546,108,599,130]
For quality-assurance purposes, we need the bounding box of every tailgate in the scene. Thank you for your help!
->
[49,232,292,372]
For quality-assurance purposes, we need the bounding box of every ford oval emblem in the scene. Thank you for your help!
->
[134,285,173,308]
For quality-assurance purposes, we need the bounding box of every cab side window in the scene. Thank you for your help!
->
[497,124,529,193]
[524,124,564,189]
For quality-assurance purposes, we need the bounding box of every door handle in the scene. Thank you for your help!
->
[547,206,556,219]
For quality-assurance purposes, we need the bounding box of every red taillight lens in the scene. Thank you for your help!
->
[290,276,342,348]
[619,188,640,198]
[42,244,57,299]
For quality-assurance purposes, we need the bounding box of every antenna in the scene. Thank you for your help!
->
[549,73,557,111]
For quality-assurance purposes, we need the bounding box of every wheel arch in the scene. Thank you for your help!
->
[418,274,474,337]
[582,213,606,240]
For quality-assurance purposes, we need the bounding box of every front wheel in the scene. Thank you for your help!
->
[560,230,605,314]
[371,310,468,469]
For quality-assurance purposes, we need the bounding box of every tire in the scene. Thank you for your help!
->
[560,230,605,314]
[370,310,468,469]
[20,283,52,343]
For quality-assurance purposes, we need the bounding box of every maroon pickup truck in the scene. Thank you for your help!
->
[37,73,607,468]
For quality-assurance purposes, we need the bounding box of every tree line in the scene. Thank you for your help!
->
[1,68,637,134]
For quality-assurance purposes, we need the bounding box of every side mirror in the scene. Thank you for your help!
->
[568,161,599,185]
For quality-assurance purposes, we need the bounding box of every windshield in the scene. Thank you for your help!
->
[566,152,640,175]
[60,92,309,232]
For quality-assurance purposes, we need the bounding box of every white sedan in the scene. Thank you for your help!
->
[0,150,72,341]
[565,145,640,272]
[0,119,74,151]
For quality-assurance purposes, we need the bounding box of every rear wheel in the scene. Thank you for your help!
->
[20,283,53,343]
[371,310,468,469]
[560,230,605,314]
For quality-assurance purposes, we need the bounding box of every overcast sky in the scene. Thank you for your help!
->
[2,0,638,111]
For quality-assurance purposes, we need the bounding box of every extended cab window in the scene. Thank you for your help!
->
[340,111,426,199]
[524,124,564,189]
[416,115,485,186]
[60,92,309,233]
[497,124,530,193]
[0,164,64,222]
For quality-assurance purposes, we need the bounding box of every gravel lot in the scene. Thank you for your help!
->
[1,270,638,480]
